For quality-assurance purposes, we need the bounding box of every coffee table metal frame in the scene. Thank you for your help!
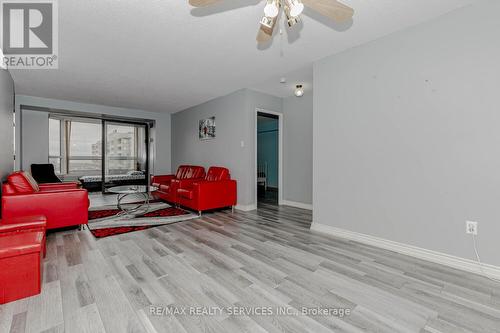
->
[107,185,158,215]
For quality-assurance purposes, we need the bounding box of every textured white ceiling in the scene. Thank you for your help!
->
[10,0,479,113]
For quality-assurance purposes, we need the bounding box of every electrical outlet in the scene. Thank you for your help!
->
[466,221,478,235]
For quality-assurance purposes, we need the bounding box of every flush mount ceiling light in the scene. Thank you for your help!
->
[188,0,354,44]
[294,85,304,97]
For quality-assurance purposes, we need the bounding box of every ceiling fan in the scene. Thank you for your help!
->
[189,0,354,44]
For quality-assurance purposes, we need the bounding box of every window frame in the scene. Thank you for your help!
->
[48,116,142,177]
[48,117,63,174]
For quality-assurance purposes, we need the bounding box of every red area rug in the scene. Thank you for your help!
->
[88,201,197,238]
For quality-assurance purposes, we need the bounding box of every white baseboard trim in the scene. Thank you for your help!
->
[310,222,500,280]
[235,203,257,212]
[281,200,313,210]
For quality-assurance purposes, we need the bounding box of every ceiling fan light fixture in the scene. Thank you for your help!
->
[294,84,304,97]
[285,0,304,17]
[284,4,300,27]
[264,0,279,18]
[190,0,355,45]
[260,16,273,29]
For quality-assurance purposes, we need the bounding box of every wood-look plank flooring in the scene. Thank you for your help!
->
[1,200,500,333]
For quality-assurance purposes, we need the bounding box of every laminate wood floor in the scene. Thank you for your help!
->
[1,202,500,333]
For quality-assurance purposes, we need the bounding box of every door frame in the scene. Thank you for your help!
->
[255,108,283,206]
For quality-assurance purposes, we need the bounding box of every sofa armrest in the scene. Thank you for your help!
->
[151,174,175,185]
[193,180,237,208]
[39,182,81,191]
[1,190,89,227]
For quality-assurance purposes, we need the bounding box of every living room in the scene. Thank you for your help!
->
[1,1,500,332]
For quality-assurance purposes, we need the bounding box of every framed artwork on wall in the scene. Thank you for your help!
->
[199,117,216,140]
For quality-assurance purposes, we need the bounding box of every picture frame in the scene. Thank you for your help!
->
[199,116,216,140]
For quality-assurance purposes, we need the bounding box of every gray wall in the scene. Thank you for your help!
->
[172,89,283,207]
[283,93,313,204]
[0,69,14,183]
[21,110,49,169]
[313,1,500,266]
[15,95,172,175]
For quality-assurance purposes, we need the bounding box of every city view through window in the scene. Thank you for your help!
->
[49,118,146,177]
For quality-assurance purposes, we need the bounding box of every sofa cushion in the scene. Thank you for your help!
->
[175,167,184,179]
[2,184,17,195]
[159,184,170,193]
[7,172,40,194]
[190,166,205,179]
[206,167,230,181]
[177,188,194,200]
[0,231,44,259]
[175,165,205,180]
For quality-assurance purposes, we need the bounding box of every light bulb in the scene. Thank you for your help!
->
[264,0,279,18]
[284,5,300,27]
[285,0,304,17]
[294,85,304,97]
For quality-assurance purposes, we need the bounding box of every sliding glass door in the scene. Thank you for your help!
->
[102,121,149,193]
[48,115,150,193]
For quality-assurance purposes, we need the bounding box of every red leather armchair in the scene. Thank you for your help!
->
[1,171,89,230]
[0,215,47,304]
[176,167,237,214]
[152,165,205,203]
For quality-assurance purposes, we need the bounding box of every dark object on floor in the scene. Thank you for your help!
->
[30,164,61,183]
[258,186,278,205]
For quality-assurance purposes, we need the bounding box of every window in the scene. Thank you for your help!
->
[48,118,62,174]
[67,121,102,175]
[48,117,145,177]
[106,124,139,175]
[48,117,102,176]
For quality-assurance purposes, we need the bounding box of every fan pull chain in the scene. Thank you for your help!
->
[279,28,284,57]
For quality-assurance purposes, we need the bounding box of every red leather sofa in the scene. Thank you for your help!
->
[0,215,47,304]
[176,167,237,214]
[152,165,205,203]
[1,171,89,230]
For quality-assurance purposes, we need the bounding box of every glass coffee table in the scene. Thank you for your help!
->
[107,185,158,215]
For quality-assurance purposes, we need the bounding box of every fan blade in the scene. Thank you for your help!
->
[189,0,225,7]
[302,0,354,22]
[256,16,277,43]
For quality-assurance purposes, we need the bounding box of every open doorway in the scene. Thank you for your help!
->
[256,111,281,205]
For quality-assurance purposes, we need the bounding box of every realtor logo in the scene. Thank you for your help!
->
[0,0,58,69]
